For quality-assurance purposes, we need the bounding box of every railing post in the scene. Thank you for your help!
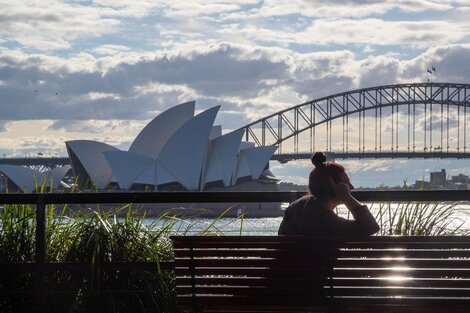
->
[35,196,46,310]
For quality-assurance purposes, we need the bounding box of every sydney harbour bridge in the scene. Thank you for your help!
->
[240,82,470,163]
[1,82,470,170]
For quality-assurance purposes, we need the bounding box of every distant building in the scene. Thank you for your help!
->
[430,169,446,188]
[410,169,470,190]
[448,174,470,190]
[413,179,432,189]
[451,174,470,185]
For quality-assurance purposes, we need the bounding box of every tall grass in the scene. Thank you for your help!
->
[0,201,181,313]
[373,201,469,236]
[0,203,36,312]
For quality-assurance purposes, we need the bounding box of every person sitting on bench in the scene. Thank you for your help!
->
[278,152,380,236]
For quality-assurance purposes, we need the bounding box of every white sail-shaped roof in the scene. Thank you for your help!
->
[232,153,252,183]
[46,165,72,189]
[244,146,277,179]
[157,106,220,191]
[0,165,41,192]
[103,151,154,189]
[202,129,244,187]
[134,161,178,187]
[66,140,119,189]
[209,125,222,140]
[0,165,71,192]
[239,141,256,150]
[129,101,195,159]
[233,146,277,182]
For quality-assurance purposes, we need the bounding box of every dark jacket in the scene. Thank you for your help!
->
[278,195,380,236]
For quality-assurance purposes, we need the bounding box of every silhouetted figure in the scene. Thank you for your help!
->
[278,152,379,236]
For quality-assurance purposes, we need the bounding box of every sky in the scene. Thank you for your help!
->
[1,0,470,187]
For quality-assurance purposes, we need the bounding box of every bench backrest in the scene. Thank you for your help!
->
[171,236,470,312]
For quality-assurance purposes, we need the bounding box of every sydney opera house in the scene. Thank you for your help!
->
[0,102,278,196]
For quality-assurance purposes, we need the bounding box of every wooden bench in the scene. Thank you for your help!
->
[171,235,470,313]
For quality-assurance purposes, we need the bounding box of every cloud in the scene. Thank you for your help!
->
[0,0,465,54]
[239,18,467,49]
[269,159,311,185]
[257,0,453,18]
[358,55,402,87]
[0,43,291,121]
[94,45,132,56]
[0,1,121,50]
[398,44,470,82]
[162,2,243,18]
[47,119,142,134]
[108,43,290,98]
[0,121,7,132]
[0,135,66,157]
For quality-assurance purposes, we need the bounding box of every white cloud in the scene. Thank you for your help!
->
[0,120,7,132]
[163,2,242,18]
[242,0,454,20]
[93,45,132,56]
[3,42,470,126]
[238,18,467,48]
[0,1,121,50]
[0,0,467,56]
[47,119,142,136]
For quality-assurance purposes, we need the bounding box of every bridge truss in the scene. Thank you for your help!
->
[240,83,470,159]
[0,157,69,172]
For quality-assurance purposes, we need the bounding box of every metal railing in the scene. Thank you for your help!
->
[3,189,470,264]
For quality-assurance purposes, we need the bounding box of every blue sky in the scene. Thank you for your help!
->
[1,0,470,187]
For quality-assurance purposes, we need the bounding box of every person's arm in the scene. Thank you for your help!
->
[346,205,380,235]
[333,183,380,236]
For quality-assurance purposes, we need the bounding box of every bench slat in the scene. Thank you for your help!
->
[338,242,470,248]
[332,277,470,288]
[333,268,470,278]
[331,286,470,297]
[333,296,470,305]
[176,277,470,288]
[176,285,325,296]
[174,267,327,277]
[176,294,328,306]
[175,276,329,287]
[334,258,470,268]
[174,258,329,268]
[337,249,470,258]
[173,248,330,258]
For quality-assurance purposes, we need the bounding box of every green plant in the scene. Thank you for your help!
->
[373,201,468,236]
[0,203,36,312]
[0,201,179,313]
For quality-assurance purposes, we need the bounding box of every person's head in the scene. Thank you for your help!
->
[309,152,353,201]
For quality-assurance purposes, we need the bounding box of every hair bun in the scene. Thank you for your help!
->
[311,152,326,167]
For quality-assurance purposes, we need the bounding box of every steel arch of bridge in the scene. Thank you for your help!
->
[239,82,470,158]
